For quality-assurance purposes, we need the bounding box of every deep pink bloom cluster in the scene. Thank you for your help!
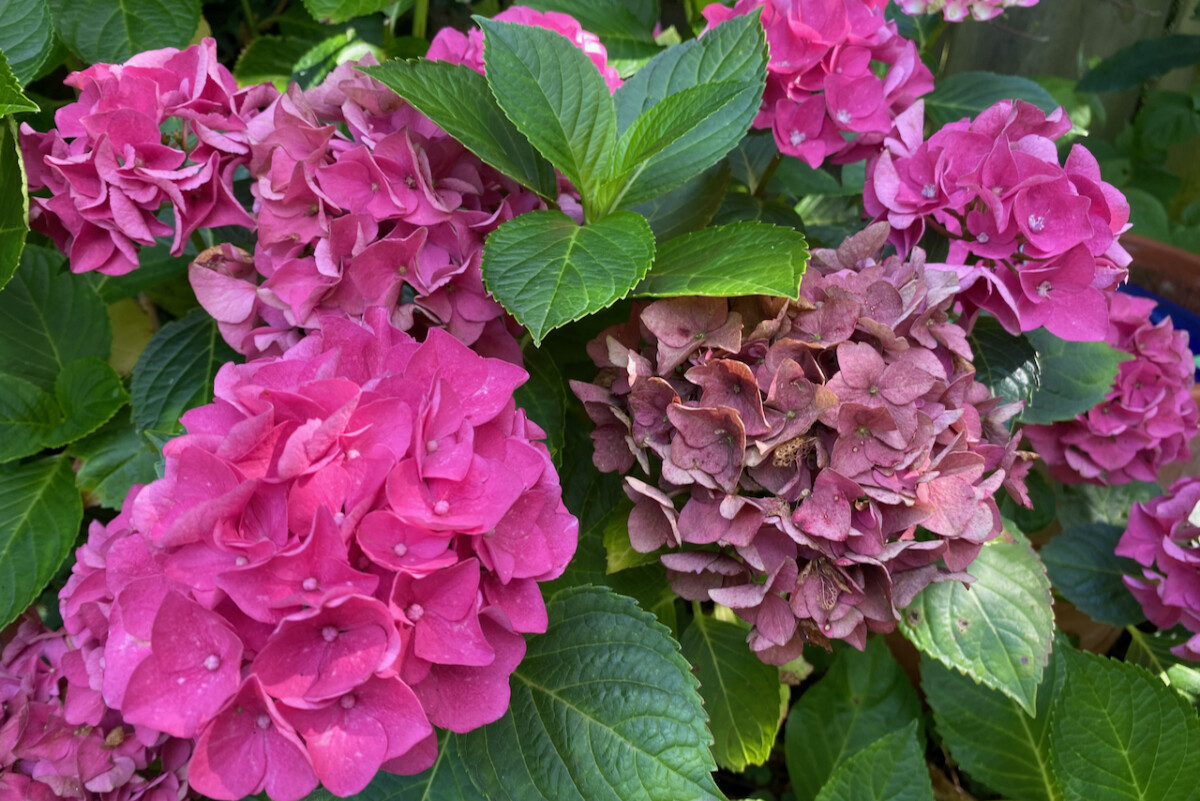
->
[0,615,191,801]
[20,40,276,275]
[702,0,933,168]
[1117,478,1200,662]
[896,0,1038,20]
[1024,293,1199,485]
[426,6,623,92]
[188,55,547,361]
[58,310,578,800]
[864,99,1131,342]
[571,223,1030,662]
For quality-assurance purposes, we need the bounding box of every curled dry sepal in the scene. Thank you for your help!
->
[52,310,578,800]
[571,222,1032,663]
[897,0,1039,21]
[865,98,1131,342]
[1118,479,1200,662]
[1024,292,1200,485]
[703,0,933,169]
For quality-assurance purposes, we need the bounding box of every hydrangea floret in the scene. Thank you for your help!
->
[864,98,1132,342]
[20,40,277,276]
[57,310,578,800]
[1117,478,1200,662]
[702,0,934,168]
[1024,292,1199,485]
[897,0,1039,21]
[1,615,192,801]
[571,222,1031,663]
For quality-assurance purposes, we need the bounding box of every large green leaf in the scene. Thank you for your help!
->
[71,411,160,510]
[1124,627,1195,680]
[0,115,30,291]
[1053,481,1161,529]
[48,0,201,64]
[1041,523,1145,627]
[0,454,82,629]
[131,309,237,439]
[301,0,392,23]
[233,35,313,91]
[518,0,658,47]
[1051,649,1200,801]
[44,358,129,447]
[785,637,922,801]
[86,239,193,304]
[1020,328,1129,426]
[967,315,1038,410]
[634,221,806,298]
[923,649,1065,801]
[813,721,934,801]
[457,586,724,801]
[632,163,730,242]
[899,532,1054,715]
[479,18,616,206]
[0,0,54,86]
[0,49,39,115]
[0,246,111,391]
[362,60,556,199]
[680,615,787,772]
[924,71,1059,129]
[0,373,61,464]
[480,210,655,345]
[1078,34,1200,93]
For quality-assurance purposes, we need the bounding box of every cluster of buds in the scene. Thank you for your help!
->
[1118,478,1200,662]
[896,0,1039,21]
[1,615,191,800]
[58,311,578,800]
[702,0,933,168]
[865,99,1131,342]
[572,223,1031,662]
[1024,293,1199,485]
[20,40,277,275]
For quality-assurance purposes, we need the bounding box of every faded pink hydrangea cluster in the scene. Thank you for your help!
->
[58,310,578,800]
[865,99,1131,342]
[896,0,1038,21]
[426,5,623,92]
[20,39,277,276]
[702,0,933,168]
[0,615,191,801]
[571,223,1031,662]
[187,55,545,362]
[1024,293,1199,485]
[1117,478,1200,662]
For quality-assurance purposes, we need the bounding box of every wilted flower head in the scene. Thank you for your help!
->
[864,98,1131,341]
[58,310,577,799]
[20,39,276,275]
[0,615,191,800]
[1024,292,1199,485]
[571,223,1030,662]
[896,0,1039,20]
[1117,478,1200,662]
[702,0,933,168]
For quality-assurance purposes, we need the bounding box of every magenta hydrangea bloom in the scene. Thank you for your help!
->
[1117,478,1200,662]
[58,310,578,799]
[427,5,623,92]
[863,98,1131,342]
[20,39,277,275]
[1024,293,1199,485]
[896,0,1038,20]
[0,614,192,800]
[571,223,1031,662]
[702,0,933,168]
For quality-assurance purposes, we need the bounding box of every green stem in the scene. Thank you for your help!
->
[240,0,258,40]
[754,152,783,198]
[412,0,429,40]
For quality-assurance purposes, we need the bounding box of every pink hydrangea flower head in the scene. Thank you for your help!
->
[20,39,278,275]
[1117,478,1200,661]
[571,222,1030,660]
[703,0,933,168]
[1024,293,1199,485]
[58,310,577,796]
[864,98,1130,341]
[898,0,1039,21]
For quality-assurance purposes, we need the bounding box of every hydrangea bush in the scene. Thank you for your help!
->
[3,0,1200,799]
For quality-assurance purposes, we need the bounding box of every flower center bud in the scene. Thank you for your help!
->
[836,109,852,124]
[392,542,409,557]
[302,577,319,592]
[235,556,248,566]
[203,654,221,672]
[321,626,339,643]
[921,184,936,200]
[406,603,425,622]
[868,385,880,396]
[256,714,271,730]
[1027,214,1046,232]
[976,233,989,244]
[426,439,439,453]
[1037,281,1052,297]
[790,130,807,147]
[433,500,450,516]
[340,694,357,709]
